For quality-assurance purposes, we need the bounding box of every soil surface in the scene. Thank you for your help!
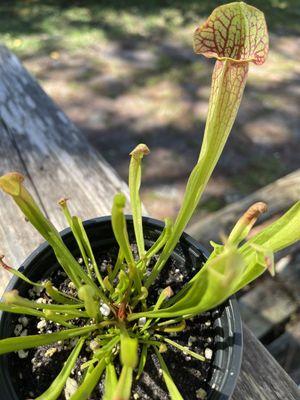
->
[7,242,216,400]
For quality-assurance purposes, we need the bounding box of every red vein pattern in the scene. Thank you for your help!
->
[193,2,268,65]
[194,2,269,161]
[144,3,269,291]
[203,60,249,154]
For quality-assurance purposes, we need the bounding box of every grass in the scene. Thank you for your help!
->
[1,1,300,60]
[232,155,286,194]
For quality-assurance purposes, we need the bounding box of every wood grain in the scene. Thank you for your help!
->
[0,45,299,399]
[0,45,130,293]
[187,169,300,246]
[233,326,300,400]
[0,125,45,285]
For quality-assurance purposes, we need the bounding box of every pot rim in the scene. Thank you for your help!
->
[0,215,243,400]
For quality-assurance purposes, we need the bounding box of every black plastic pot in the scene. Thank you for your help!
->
[0,216,242,399]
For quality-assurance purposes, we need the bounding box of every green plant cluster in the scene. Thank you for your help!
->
[0,3,299,400]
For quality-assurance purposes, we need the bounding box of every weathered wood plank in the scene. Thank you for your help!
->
[0,126,45,287]
[233,325,300,400]
[239,254,300,340]
[267,320,300,384]
[187,170,300,246]
[0,45,130,293]
[0,45,130,232]
[239,278,297,338]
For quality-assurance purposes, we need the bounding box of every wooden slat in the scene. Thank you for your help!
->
[0,45,299,399]
[0,127,45,286]
[0,45,130,293]
[233,326,300,400]
[0,45,130,232]
[188,170,300,246]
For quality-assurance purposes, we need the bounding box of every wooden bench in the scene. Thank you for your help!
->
[0,46,299,400]
[188,172,300,342]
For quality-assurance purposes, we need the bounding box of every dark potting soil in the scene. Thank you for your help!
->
[7,244,215,400]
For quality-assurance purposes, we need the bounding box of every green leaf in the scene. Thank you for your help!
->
[69,359,106,400]
[58,199,93,281]
[228,202,267,246]
[168,248,244,316]
[0,256,43,288]
[112,193,134,267]
[132,248,244,320]
[104,362,118,400]
[78,285,100,320]
[120,335,138,369]
[161,337,205,362]
[156,319,186,333]
[136,344,148,380]
[193,2,268,64]
[0,173,104,294]
[0,173,60,243]
[0,324,98,355]
[110,248,124,282]
[236,201,300,289]
[129,144,150,259]
[3,290,88,317]
[104,275,114,294]
[242,201,300,254]
[49,232,105,299]
[134,218,172,303]
[72,215,105,290]
[0,302,74,328]
[112,365,133,400]
[0,303,45,318]
[145,2,269,289]
[111,193,141,293]
[43,310,75,328]
[35,337,85,400]
[112,270,130,303]
[0,176,78,288]
[143,218,173,262]
[44,281,81,305]
[93,336,120,361]
[141,286,173,331]
[153,347,183,400]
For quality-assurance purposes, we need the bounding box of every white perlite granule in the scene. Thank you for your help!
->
[138,317,146,326]
[18,350,29,359]
[45,347,57,358]
[68,281,76,290]
[100,303,111,317]
[196,388,207,399]
[205,348,213,360]
[89,340,100,352]
[36,297,47,304]
[37,319,47,330]
[64,377,78,400]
